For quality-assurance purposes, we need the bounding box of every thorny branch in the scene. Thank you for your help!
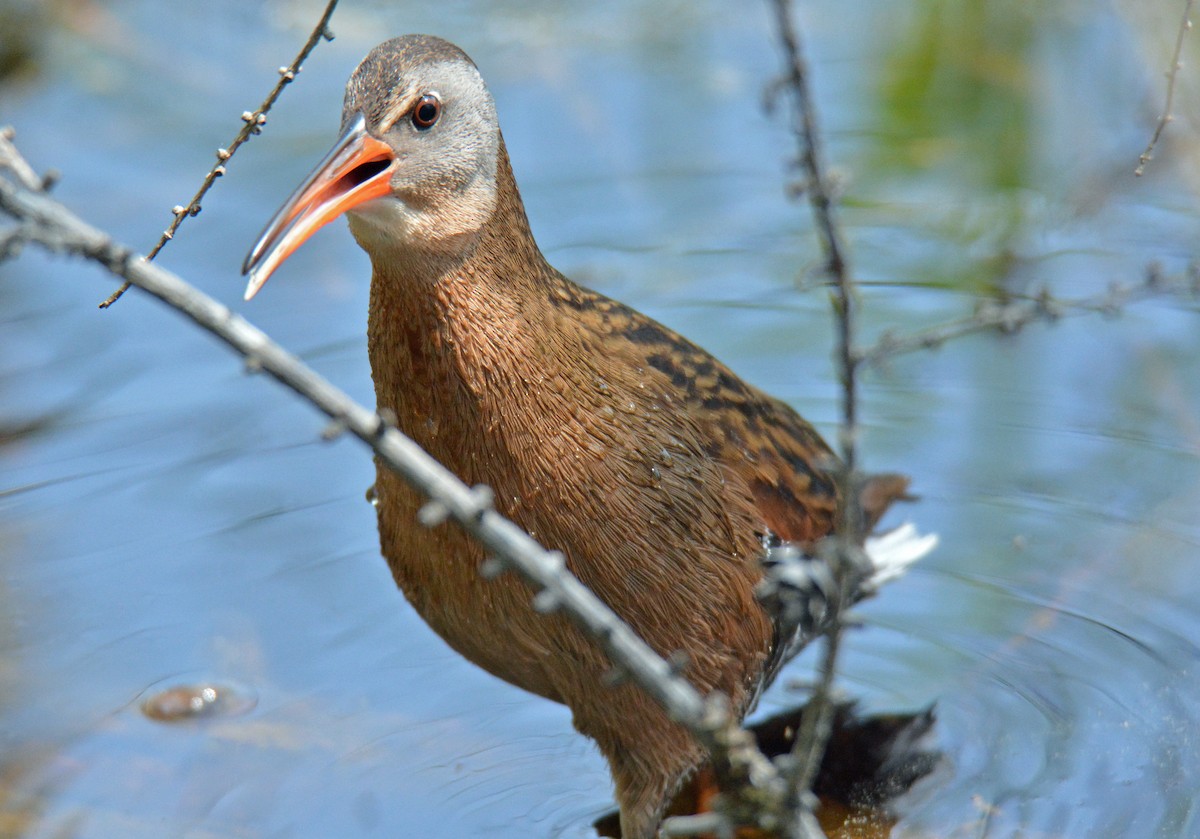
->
[763,1,1200,829]
[766,2,866,837]
[856,268,1200,368]
[97,0,340,308]
[757,3,1200,831]
[0,126,54,191]
[0,130,793,839]
[1136,0,1195,176]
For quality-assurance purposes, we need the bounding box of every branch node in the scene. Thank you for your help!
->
[320,416,347,441]
[532,588,562,614]
[464,484,495,519]
[479,556,506,580]
[417,498,450,527]
[701,692,732,731]
[0,225,27,261]
[1135,0,1194,174]
[374,408,397,437]
[101,244,134,273]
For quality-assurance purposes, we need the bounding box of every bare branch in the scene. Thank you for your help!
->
[0,224,30,261]
[98,0,340,308]
[1136,0,1195,176]
[856,269,1200,368]
[768,2,870,834]
[0,134,799,832]
[768,0,858,458]
[0,126,53,191]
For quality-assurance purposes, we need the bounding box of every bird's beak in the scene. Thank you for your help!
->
[242,113,395,300]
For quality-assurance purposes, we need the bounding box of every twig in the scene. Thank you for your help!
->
[855,268,1200,368]
[769,1,866,836]
[769,4,856,452]
[97,0,339,308]
[0,224,29,261]
[0,134,794,832]
[1136,0,1195,176]
[0,126,54,191]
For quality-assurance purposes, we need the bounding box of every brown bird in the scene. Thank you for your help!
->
[243,35,933,839]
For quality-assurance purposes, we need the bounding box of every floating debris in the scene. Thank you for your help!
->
[140,682,256,723]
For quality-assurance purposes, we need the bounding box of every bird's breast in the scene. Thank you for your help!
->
[363,266,777,708]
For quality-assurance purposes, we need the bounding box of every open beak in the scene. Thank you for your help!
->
[242,113,395,300]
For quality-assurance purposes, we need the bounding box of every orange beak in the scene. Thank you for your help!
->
[242,113,395,300]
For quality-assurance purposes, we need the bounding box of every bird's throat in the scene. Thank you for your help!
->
[365,132,555,454]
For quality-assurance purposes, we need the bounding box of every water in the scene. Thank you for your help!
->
[2,1,1199,836]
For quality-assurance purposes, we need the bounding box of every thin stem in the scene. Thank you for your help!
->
[99,0,339,308]
[1136,0,1195,176]
[855,272,1199,368]
[769,0,862,835]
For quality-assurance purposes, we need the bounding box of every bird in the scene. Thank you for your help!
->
[242,34,934,839]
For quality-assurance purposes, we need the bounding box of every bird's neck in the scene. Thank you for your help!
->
[363,137,556,477]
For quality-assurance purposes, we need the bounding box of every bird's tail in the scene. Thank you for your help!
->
[862,522,939,593]
[753,521,938,705]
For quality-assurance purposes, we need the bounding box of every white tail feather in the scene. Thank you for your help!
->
[863,522,938,593]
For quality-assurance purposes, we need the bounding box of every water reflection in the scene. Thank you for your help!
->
[1,1,1199,837]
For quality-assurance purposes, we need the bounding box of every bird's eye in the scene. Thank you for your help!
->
[412,94,441,129]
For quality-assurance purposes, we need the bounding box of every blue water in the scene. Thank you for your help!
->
[3,2,1199,837]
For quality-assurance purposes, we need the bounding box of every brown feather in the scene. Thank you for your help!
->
[364,140,855,836]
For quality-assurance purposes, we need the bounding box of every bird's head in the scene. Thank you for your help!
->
[242,35,500,299]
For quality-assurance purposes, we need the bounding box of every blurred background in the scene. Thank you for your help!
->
[2,1,1199,836]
